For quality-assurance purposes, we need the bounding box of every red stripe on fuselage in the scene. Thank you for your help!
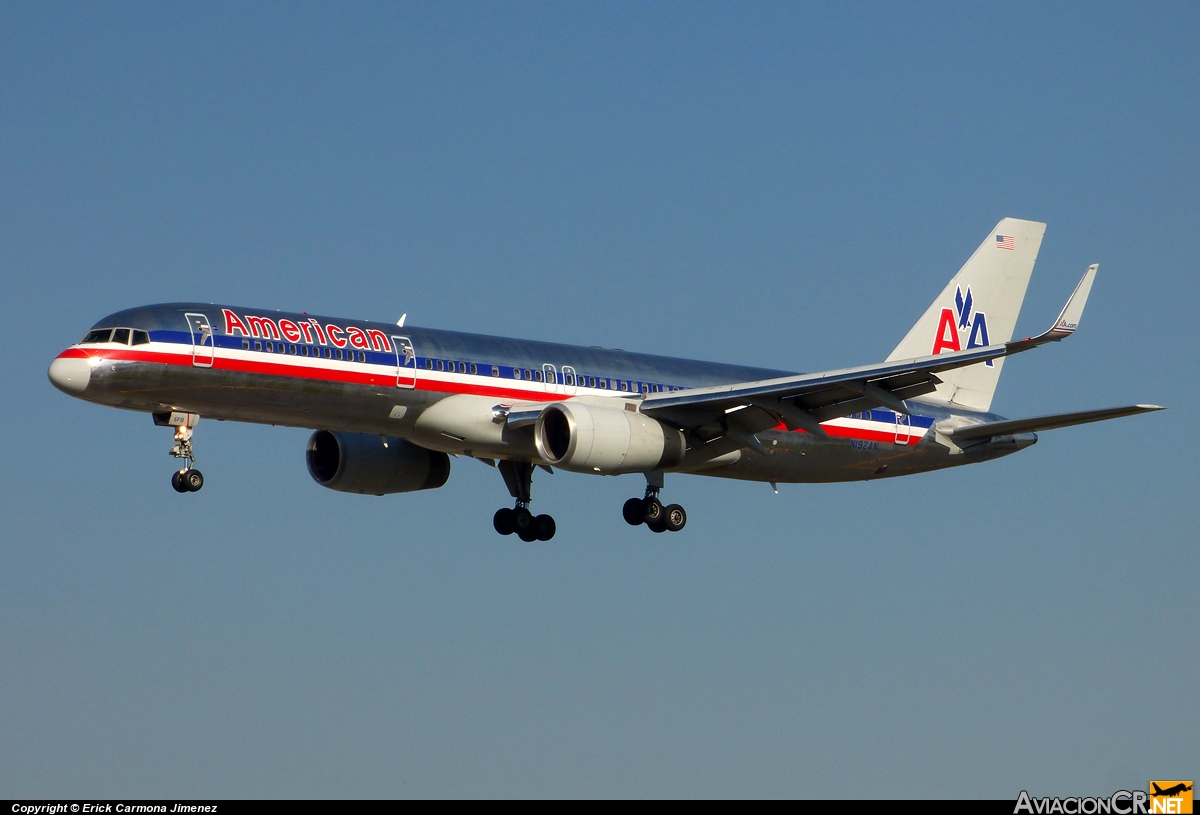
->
[769,419,922,446]
[59,345,567,402]
[61,345,927,445]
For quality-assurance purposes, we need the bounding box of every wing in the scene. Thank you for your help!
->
[640,265,1100,443]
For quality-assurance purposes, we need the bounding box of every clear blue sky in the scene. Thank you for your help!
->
[1,2,1195,798]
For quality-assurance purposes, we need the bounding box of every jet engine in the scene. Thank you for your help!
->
[306,431,451,495]
[534,402,685,475]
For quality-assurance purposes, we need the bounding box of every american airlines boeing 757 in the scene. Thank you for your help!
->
[48,219,1162,540]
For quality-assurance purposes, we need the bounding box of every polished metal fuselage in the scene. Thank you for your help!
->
[54,303,1036,484]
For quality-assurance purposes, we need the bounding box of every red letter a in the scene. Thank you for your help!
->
[223,308,249,337]
[931,308,961,355]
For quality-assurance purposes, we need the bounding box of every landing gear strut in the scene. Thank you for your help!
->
[623,472,686,533]
[493,460,556,541]
[167,421,204,493]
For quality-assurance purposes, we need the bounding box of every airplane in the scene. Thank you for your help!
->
[48,218,1163,541]
[1152,784,1193,798]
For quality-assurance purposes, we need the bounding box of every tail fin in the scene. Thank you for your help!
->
[887,217,1046,411]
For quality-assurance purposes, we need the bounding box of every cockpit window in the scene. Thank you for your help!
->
[111,328,131,345]
[132,330,150,345]
[82,329,112,344]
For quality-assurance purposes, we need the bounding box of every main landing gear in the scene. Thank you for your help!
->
[168,421,204,493]
[623,473,686,533]
[493,460,556,541]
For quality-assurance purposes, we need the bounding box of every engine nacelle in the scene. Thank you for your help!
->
[534,402,685,475]
[306,431,451,495]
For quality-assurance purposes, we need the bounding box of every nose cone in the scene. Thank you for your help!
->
[49,356,91,394]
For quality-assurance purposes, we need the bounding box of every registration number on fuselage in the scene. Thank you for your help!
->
[848,439,880,451]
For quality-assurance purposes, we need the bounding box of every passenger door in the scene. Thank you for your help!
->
[392,335,416,388]
[894,412,911,446]
[185,312,214,368]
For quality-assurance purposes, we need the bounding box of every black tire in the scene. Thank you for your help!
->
[664,504,687,532]
[517,524,539,542]
[171,471,188,493]
[513,507,534,534]
[185,469,204,492]
[535,514,556,541]
[622,497,646,526]
[643,497,664,524]
[647,517,667,533]
[493,507,516,535]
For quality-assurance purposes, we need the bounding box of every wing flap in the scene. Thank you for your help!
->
[946,404,1164,441]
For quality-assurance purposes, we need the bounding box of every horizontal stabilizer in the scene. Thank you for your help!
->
[947,404,1164,442]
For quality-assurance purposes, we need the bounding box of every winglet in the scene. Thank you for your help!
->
[1006,264,1097,354]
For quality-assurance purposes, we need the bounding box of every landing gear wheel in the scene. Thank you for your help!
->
[513,506,537,541]
[534,514,556,541]
[623,497,646,526]
[643,497,664,525]
[664,504,687,532]
[171,471,188,493]
[647,517,667,533]
[184,469,204,492]
[493,507,516,535]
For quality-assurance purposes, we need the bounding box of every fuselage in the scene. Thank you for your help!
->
[49,302,1035,484]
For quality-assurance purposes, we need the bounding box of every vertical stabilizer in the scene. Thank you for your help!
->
[886,218,1046,411]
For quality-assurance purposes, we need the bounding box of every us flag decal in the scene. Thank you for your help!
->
[996,234,1015,250]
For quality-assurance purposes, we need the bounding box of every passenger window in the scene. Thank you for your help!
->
[534,370,543,382]
[425,359,433,369]
[290,345,297,355]
[359,351,366,362]
[589,377,596,388]
[324,347,331,359]
[111,328,131,345]
[265,342,273,353]
[458,362,466,374]
[641,383,649,393]
[131,330,150,345]
[599,378,607,389]
[254,341,262,352]
[524,369,533,381]
[82,329,111,344]
[436,360,444,371]
[565,373,574,385]
[491,366,499,377]
[242,339,250,350]
[469,363,478,375]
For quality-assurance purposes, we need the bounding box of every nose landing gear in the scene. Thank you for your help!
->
[623,473,686,533]
[493,460,556,541]
[167,420,204,493]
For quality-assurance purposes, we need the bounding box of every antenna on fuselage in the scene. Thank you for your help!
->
[396,314,407,327]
